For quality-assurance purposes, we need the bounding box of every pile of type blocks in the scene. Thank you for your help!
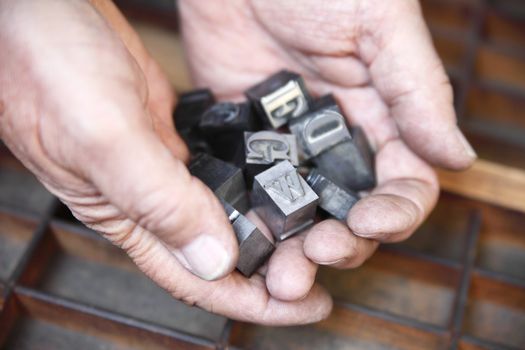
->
[174,70,376,277]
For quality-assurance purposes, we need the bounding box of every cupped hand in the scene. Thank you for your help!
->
[0,0,331,324]
[179,0,476,301]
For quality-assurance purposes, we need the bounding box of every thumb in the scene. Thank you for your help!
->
[79,119,238,281]
[365,0,476,170]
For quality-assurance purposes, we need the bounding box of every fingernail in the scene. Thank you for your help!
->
[316,257,346,266]
[178,235,231,281]
[455,129,477,159]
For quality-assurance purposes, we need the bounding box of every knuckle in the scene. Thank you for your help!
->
[179,294,199,307]
[132,188,186,236]
[107,225,156,264]
[387,229,415,243]
[78,116,130,150]
[176,283,220,310]
[106,223,141,250]
[346,237,359,259]
[343,255,366,269]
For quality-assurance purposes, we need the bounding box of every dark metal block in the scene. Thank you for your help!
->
[306,168,359,221]
[179,128,212,155]
[243,131,299,184]
[173,89,215,131]
[244,131,299,166]
[199,102,259,134]
[311,127,376,191]
[199,102,260,162]
[229,192,251,216]
[221,200,275,277]
[173,89,216,156]
[289,96,351,160]
[189,153,249,213]
[310,93,339,111]
[245,70,312,129]
[252,161,318,241]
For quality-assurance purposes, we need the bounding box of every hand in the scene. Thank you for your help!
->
[179,0,476,301]
[0,0,331,324]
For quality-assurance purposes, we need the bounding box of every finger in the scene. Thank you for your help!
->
[363,0,476,170]
[89,0,189,161]
[118,224,332,325]
[303,220,379,269]
[150,109,190,162]
[349,139,439,243]
[76,117,237,281]
[89,0,173,114]
[265,232,318,301]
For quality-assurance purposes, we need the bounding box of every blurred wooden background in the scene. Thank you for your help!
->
[0,0,524,349]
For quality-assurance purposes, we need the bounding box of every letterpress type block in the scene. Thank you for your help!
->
[173,89,215,131]
[173,89,216,155]
[221,200,275,277]
[189,153,249,213]
[310,93,339,111]
[180,129,212,155]
[199,102,260,162]
[245,70,312,129]
[252,161,318,241]
[243,131,299,183]
[311,127,376,191]
[289,96,351,161]
[200,102,259,134]
[306,169,359,221]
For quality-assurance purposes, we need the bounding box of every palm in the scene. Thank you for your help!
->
[179,0,474,299]
[181,0,443,244]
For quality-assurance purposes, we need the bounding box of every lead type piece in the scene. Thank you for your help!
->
[306,169,359,221]
[252,160,318,241]
[289,94,351,161]
[174,89,216,131]
[245,70,312,129]
[189,153,249,213]
[221,200,275,277]
[312,127,376,191]
[173,89,216,154]
[289,94,376,191]
[242,131,299,182]
[199,102,258,162]
[200,102,258,134]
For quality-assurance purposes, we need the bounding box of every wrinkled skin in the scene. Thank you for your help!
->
[0,0,475,324]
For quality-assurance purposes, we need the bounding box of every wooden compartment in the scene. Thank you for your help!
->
[462,275,525,348]
[229,306,449,350]
[457,338,495,350]
[0,211,37,283]
[421,0,473,31]
[0,283,5,309]
[0,148,55,216]
[475,206,525,280]
[475,46,525,91]
[0,288,213,350]
[18,221,227,342]
[464,131,525,169]
[465,84,525,132]
[0,1,522,348]
[394,193,473,262]
[432,34,467,71]
[317,250,461,327]
[485,11,525,49]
